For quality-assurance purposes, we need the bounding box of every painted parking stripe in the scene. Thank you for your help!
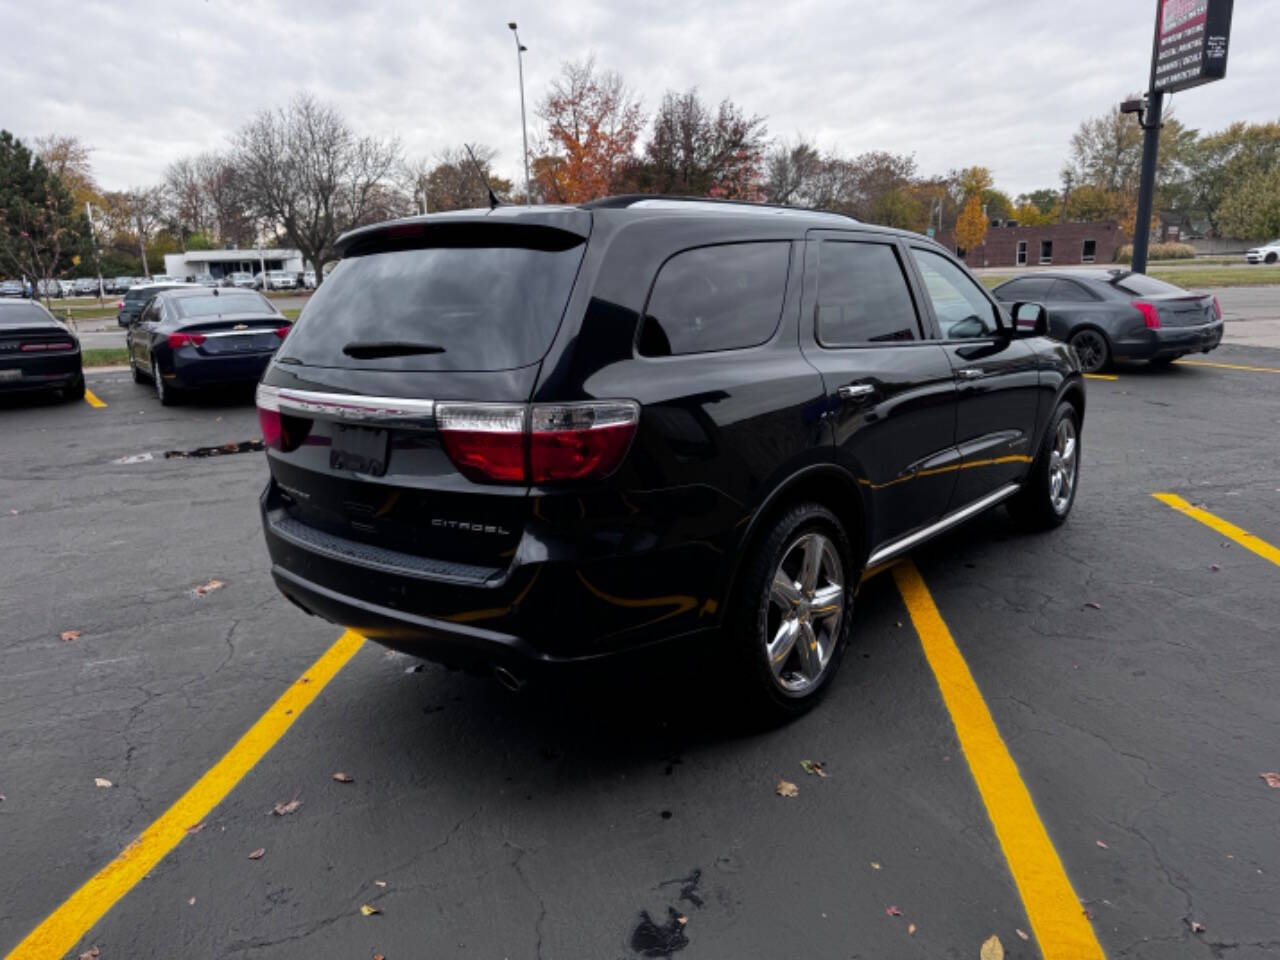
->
[1082,373,1118,381]
[83,388,106,408]
[4,630,365,960]
[893,562,1105,960]
[1152,493,1280,568]
[1174,358,1280,375]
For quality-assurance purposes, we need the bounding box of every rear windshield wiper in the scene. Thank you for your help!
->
[341,341,446,359]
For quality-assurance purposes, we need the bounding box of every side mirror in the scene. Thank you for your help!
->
[1010,301,1048,338]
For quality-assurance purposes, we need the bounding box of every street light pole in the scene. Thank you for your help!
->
[508,22,531,205]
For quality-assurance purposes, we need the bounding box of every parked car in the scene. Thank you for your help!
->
[150,275,176,283]
[116,282,200,327]
[1244,239,1280,265]
[0,299,83,401]
[254,270,296,291]
[127,288,290,405]
[302,270,316,290]
[225,272,255,289]
[992,269,1223,373]
[108,276,134,294]
[256,197,1084,719]
[1,280,28,298]
[35,279,63,299]
[194,274,219,288]
[74,278,101,296]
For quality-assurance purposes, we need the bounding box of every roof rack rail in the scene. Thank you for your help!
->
[581,194,857,221]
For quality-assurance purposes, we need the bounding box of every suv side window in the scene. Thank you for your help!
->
[910,248,1001,339]
[816,241,921,345]
[638,242,790,357]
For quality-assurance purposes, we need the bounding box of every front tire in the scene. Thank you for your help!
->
[153,358,176,406]
[1069,328,1111,374]
[1009,401,1080,530]
[727,503,856,722]
[1266,252,1278,265]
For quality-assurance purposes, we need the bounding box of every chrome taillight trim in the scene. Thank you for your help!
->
[256,383,435,428]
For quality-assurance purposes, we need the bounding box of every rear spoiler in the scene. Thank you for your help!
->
[335,209,591,259]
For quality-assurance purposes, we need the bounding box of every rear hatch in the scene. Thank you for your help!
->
[1113,273,1217,327]
[171,293,289,355]
[259,214,591,571]
[0,310,77,377]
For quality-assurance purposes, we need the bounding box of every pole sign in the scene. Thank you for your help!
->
[1152,0,1233,93]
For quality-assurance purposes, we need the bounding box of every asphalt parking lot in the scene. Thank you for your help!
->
[2,344,1279,960]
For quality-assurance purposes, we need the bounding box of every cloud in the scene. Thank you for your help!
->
[1,0,1272,196]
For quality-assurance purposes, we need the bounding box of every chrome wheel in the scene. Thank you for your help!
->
[765,532,845,694]
[1047,417,1078,515]
[1070,330,1108,373]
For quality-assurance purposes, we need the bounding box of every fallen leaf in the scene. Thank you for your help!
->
[980,934,1004,960]
[94,777,113,788]
[60,630,81,642]
[886,905,902,917]
[775,779,798,798]
[1261,772,1280,789]
[1082,908,1094,919]
[78,948,99,960]
[677,915,688,925]
[1210,564,1221,572]
[908,923,917,935]
[271,797,301,816]
[1083,601,1101,610]
[248,847,265,860]
[800,759,827,778]
[374,955,385,960]
[332,772,354,783]
[193,579,224,597]
[1095,839,1109,849]
[186,821,206,835]
[360,903,381,916]
[1189,920,1205,934]
[188,897,196,906]
[870,861,881,870]
[1016,928,1029,941]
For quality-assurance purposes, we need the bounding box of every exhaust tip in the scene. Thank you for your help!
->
[493,664,527,693]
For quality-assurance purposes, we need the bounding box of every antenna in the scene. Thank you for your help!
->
[464,143,501,210]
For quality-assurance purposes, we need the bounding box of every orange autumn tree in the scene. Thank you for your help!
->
[534,57,644,203]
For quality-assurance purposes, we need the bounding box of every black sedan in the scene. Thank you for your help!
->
[126,288,291,405]
[992,269,1223,373]
[0,300,84,401]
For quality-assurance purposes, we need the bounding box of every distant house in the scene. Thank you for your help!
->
[163,248,308,281]
[935,222,1122,268]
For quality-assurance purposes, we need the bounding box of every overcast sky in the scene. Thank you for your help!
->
[1,0,1275,198]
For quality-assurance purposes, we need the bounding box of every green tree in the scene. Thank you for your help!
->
[1013,202,1057,226]
[981,188,1014,222]
[1215,166,1280,240]
[1018,188,1060,214]
[1063,184,1124,223]
[1188,121,1280,234]
[0,130,89,304]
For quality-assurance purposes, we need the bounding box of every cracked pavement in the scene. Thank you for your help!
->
[1,345,1278,959]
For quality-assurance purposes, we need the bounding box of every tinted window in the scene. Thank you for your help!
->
[994,277,1055,302]
[1048,280,1097,303]
[279,239,585,372]
[638,242,789,356]
[910,248,1000,339]
[816,241,920,345]
[0,305,53,327]
[1113,273,1186,297]
[176,293,274,317]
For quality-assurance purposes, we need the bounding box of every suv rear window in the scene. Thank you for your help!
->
[638,242,790,356]
[278,240,585,372]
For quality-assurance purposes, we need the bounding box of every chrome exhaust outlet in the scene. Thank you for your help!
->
[493,664,526,693]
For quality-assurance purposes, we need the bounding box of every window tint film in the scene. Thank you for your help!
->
[910,248,1000,339]
[1113,273,1186,297]
[994,276,1054,302]
[1048,280,1096,303]
[816,241,920,345]
[177,293,273,317]
[278,238,585,372]
[638,242,789,356]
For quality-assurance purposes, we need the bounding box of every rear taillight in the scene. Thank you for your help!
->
[1212,296,1222,321]
[1132,300,1160,329]
[436,400,640,485]
[168,332,206,348]
[19,341,75,352]
[255,384,311,452]
[274,325,291,339]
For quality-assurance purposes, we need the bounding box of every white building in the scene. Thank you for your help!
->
[163,249,307,281]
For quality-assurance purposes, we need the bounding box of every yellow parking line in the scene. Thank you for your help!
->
[1152,493,1280,568]
[4,630,365,960]
[1174,359,1280,375]
[1083,373,1117,381]
[83,388,106,408]
[893,562,1104,960]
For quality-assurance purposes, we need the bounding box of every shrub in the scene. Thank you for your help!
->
[1114,242,1196,263]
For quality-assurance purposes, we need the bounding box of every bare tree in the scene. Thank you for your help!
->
[129,185,166,276]
[163,156,208,248]
[233,93,402,283]
[402,146,514,212]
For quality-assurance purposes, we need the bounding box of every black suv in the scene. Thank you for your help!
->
[257,198,1084,718]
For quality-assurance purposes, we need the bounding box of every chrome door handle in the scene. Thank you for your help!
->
[956,367,984,379]
[837,383,876,400]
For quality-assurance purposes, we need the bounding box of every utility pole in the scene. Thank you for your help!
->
[85,201,105,302]
[508,22,531,204]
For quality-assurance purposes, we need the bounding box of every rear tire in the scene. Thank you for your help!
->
[153,359,176,406]
[62,374,85,403]
[1266,252,1278,265]
[726,503,856,723]
[1069,328,1111,374]
[1009,401,1080,531]
[130,354,147,384]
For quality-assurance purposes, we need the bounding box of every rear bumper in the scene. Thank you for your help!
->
[259,482,723,669]
[171,352,274,387]
[1114,321,1223,360]
[0,353,81,392]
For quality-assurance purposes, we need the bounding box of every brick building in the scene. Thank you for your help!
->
[935,221,1122,269]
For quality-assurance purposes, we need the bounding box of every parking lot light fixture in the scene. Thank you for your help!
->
[508,21,531,205]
